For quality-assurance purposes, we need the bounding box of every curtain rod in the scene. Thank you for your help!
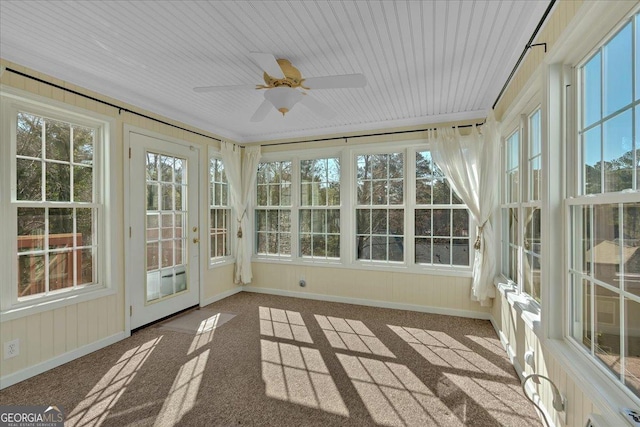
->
[4,67,223,143]
[492,0,556,110]
[260,121,485,147]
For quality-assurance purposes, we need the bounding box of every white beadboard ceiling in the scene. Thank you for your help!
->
[0,1,551,143]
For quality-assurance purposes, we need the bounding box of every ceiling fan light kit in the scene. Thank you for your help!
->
[194,52,366,121]
[264,86,303,116]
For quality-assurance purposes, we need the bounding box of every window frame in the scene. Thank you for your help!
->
[252,141,473,275]
[207,150,233,266]
[499,105,543,305]
[0,88,117,321]
[565,10,640,402]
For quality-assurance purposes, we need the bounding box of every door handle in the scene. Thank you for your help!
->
[193,238,200,244]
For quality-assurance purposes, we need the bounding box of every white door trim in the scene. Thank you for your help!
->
[123,125,203,333]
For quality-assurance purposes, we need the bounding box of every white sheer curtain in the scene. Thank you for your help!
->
[220,142,261,284]
[429,111,500,305]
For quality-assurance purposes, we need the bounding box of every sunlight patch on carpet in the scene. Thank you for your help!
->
[66,336,162,427]
[315,315,395,358]
[388,326,513,378]
[154,349,209,427]
[260,339,348,416]
[337,353,459,427]
[259,306,313,343]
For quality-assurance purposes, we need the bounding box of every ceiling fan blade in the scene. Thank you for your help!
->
[303,74,366,89]
[193,84,255,93]
[249,52,285,79]
[299,95,336,119]
[250,99,273,122]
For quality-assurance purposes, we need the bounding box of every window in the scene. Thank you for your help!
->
[209,156,230,261]
[355,153,404,262]
[253,146,470,270]
[502,130,520,283]
[569,13,640,399]
[300,158,340,258]
[256,161,292,256]
[8,108,103,308]
[415,151,469,266]
[501,109,542,303]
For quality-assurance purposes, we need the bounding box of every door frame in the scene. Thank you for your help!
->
[123,125,204,333]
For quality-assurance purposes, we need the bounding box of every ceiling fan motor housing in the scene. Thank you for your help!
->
[263,59,304,88]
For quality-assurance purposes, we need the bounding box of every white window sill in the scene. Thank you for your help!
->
[494,276,541,336]
[1,286,117,323]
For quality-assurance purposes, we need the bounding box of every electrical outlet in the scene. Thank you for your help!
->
[4,339,19,359]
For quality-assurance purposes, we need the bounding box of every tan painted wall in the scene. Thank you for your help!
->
[0,59,237,379]
[250,263,490,317]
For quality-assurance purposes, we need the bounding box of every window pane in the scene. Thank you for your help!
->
[525,207,541,256]
[49,250,73,290]
[452,239,469,266]
[594,285,621,379]
[415,209,431,236]
[433,179,451,204]
[625,298,640,398]
[592,204,619,287]
[583,52,602,127]
[78,248,95,286]
[416,179,432,204]
[327,235,340,258]
[603,109,633,192]
[49,208,73,249]
[604,23,632,116]
[389,180,403,204]
[16,159,42,201]
[17,208,45,252]
[18,254,45,297]
[46,163,71,201]
[371,236,387,261]
[624,203,640,297]
[76,208,94,247]
[73,125,94,165]
[299,210,311,233]
[327,209,340,234]
[583,125,602,194]
[433,238,451,265]
[389,237,403,261]
[300,234,311,256]
[371,209,387,234]
[432,209,450,236]
[356,209,370,234]
[452,209,469,237]
[17,112,42,158]
[45,119,71,162]
[74,165,93,202]
[415,238,431,264]
[313,235,326,257]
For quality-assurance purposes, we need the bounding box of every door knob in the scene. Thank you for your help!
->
[193,238,200,244]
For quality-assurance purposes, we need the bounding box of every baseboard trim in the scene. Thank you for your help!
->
[200,287,243,307]
[0,331,128,390]
[242,286,491,320]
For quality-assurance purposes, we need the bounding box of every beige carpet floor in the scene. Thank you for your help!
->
[0,292,542,426]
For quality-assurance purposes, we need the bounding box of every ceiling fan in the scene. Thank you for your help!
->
[193,52,366,122]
